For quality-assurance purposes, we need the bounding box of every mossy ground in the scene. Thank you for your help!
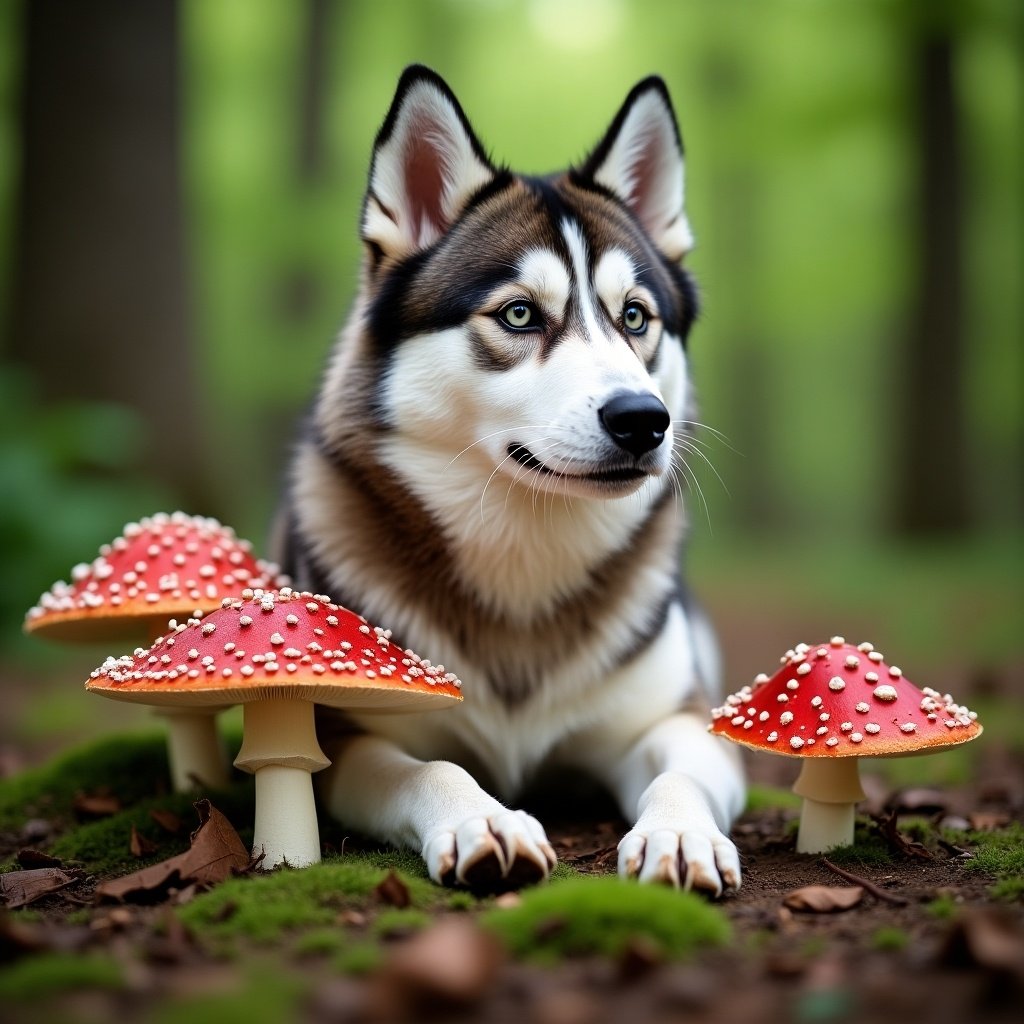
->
[0,727,1021,1022]
[482,875,732,964]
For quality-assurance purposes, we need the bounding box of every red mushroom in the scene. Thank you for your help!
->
[709,637,982,853]
[24,512,290,791]
[86,587,462,868]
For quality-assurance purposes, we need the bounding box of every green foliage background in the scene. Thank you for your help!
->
[0,0,1020,754]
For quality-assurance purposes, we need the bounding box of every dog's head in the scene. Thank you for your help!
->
[338,66,699,503]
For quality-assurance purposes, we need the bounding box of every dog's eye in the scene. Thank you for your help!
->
[623,303,648,335]
[499,302,537,330]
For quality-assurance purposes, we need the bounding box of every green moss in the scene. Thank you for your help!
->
[292,928,346,957]
[989,877,1024,903]
[150,967,304,1024]
[0,952,123,1001]
[372,908,430,938]
[0,731,170,829]
[745,784,801,812]
[964,822,1024,880]
[926,894,958,919]
[334,941,383,976]
[446,890,477,911]
[822,830,893,868]
[47,785,252,876]
[482,876,731,964]
[177,859,436,943]
[870,926,909,951]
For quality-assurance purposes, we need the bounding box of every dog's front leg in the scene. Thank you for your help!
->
[597,713,745,896]
[319,734,556,889]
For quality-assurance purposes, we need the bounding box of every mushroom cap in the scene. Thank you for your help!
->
[86,587,463,712]
[24,512,289,642]
[709,638,981,758]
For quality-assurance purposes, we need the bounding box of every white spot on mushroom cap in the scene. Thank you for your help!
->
[873,684,899,702]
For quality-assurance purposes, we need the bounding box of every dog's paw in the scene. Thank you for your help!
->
[422,811,557,892]
[617,823,741,897]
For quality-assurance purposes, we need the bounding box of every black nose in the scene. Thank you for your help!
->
[598,391,670,457]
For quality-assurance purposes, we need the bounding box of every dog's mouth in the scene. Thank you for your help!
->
[506,443,649,485]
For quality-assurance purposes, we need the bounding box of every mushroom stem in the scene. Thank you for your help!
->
[791,758,866,854]
[153,708,229,793]
[233,699,330,869]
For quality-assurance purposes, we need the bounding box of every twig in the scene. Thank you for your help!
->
[820,857,909,906]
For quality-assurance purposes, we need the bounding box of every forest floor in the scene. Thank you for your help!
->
[2,540,1021,1023]
[1,724,1022,1024]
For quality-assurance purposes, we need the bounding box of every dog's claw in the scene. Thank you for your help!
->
[425,810,555,892]
[617,825,740,898]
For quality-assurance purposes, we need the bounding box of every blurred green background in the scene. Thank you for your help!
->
[0,0,1021,767]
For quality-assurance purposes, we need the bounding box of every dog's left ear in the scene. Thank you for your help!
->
[576,78,693,261]
[362,66,497,263]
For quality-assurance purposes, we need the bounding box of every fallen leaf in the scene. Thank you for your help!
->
[938,907,1024,976]
[73,792,122,818]
[94,799,249,903]
[372,917,504,1015]
[149,809,183,834]
[0,867,84,909]
[783,885,864,913]
[374,870,411,908]
[16,849,62,869]
[130,824,159,858]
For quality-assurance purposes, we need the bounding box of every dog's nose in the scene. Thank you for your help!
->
[598,391,670,456]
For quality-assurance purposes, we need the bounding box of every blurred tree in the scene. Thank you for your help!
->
[892,2,970,536]
[6,0,211,512]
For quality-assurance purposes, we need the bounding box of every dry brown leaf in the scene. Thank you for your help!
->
[95,799,249,903]
[939,907,1024,976]
[149,808,183,834]
[130,824,159,858]
[783,885,864,913]
[73,792,122,818]
[374,869,411,908]
[0,867,83,909]
[372,916,504,1014]
[16,848,63,869]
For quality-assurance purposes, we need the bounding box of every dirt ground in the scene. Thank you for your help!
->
[2,738,1022,1024]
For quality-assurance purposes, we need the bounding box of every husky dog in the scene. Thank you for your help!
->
[277,66,744,894]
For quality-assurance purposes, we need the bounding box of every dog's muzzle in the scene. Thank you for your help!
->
[598,391,670,457]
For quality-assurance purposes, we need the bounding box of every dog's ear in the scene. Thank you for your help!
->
[362,66,496,264]
[576,78,693,261]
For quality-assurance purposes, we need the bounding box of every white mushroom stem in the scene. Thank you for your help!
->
[152,708,229,793]
[233,699,330,869]
[791,758,867,854]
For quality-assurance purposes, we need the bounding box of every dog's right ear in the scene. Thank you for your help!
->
[362,66,497,265]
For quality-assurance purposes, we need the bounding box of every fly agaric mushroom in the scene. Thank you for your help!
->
[86,587,462,869]
[24,512,289,792]
[709,637,982,854]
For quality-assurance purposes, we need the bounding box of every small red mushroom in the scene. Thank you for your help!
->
[24,512,290,791]
[86,587,463,869]
[709,637,982,853]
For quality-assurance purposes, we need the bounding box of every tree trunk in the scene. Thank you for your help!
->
[7,0,209,511]
[892,25,971,536]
